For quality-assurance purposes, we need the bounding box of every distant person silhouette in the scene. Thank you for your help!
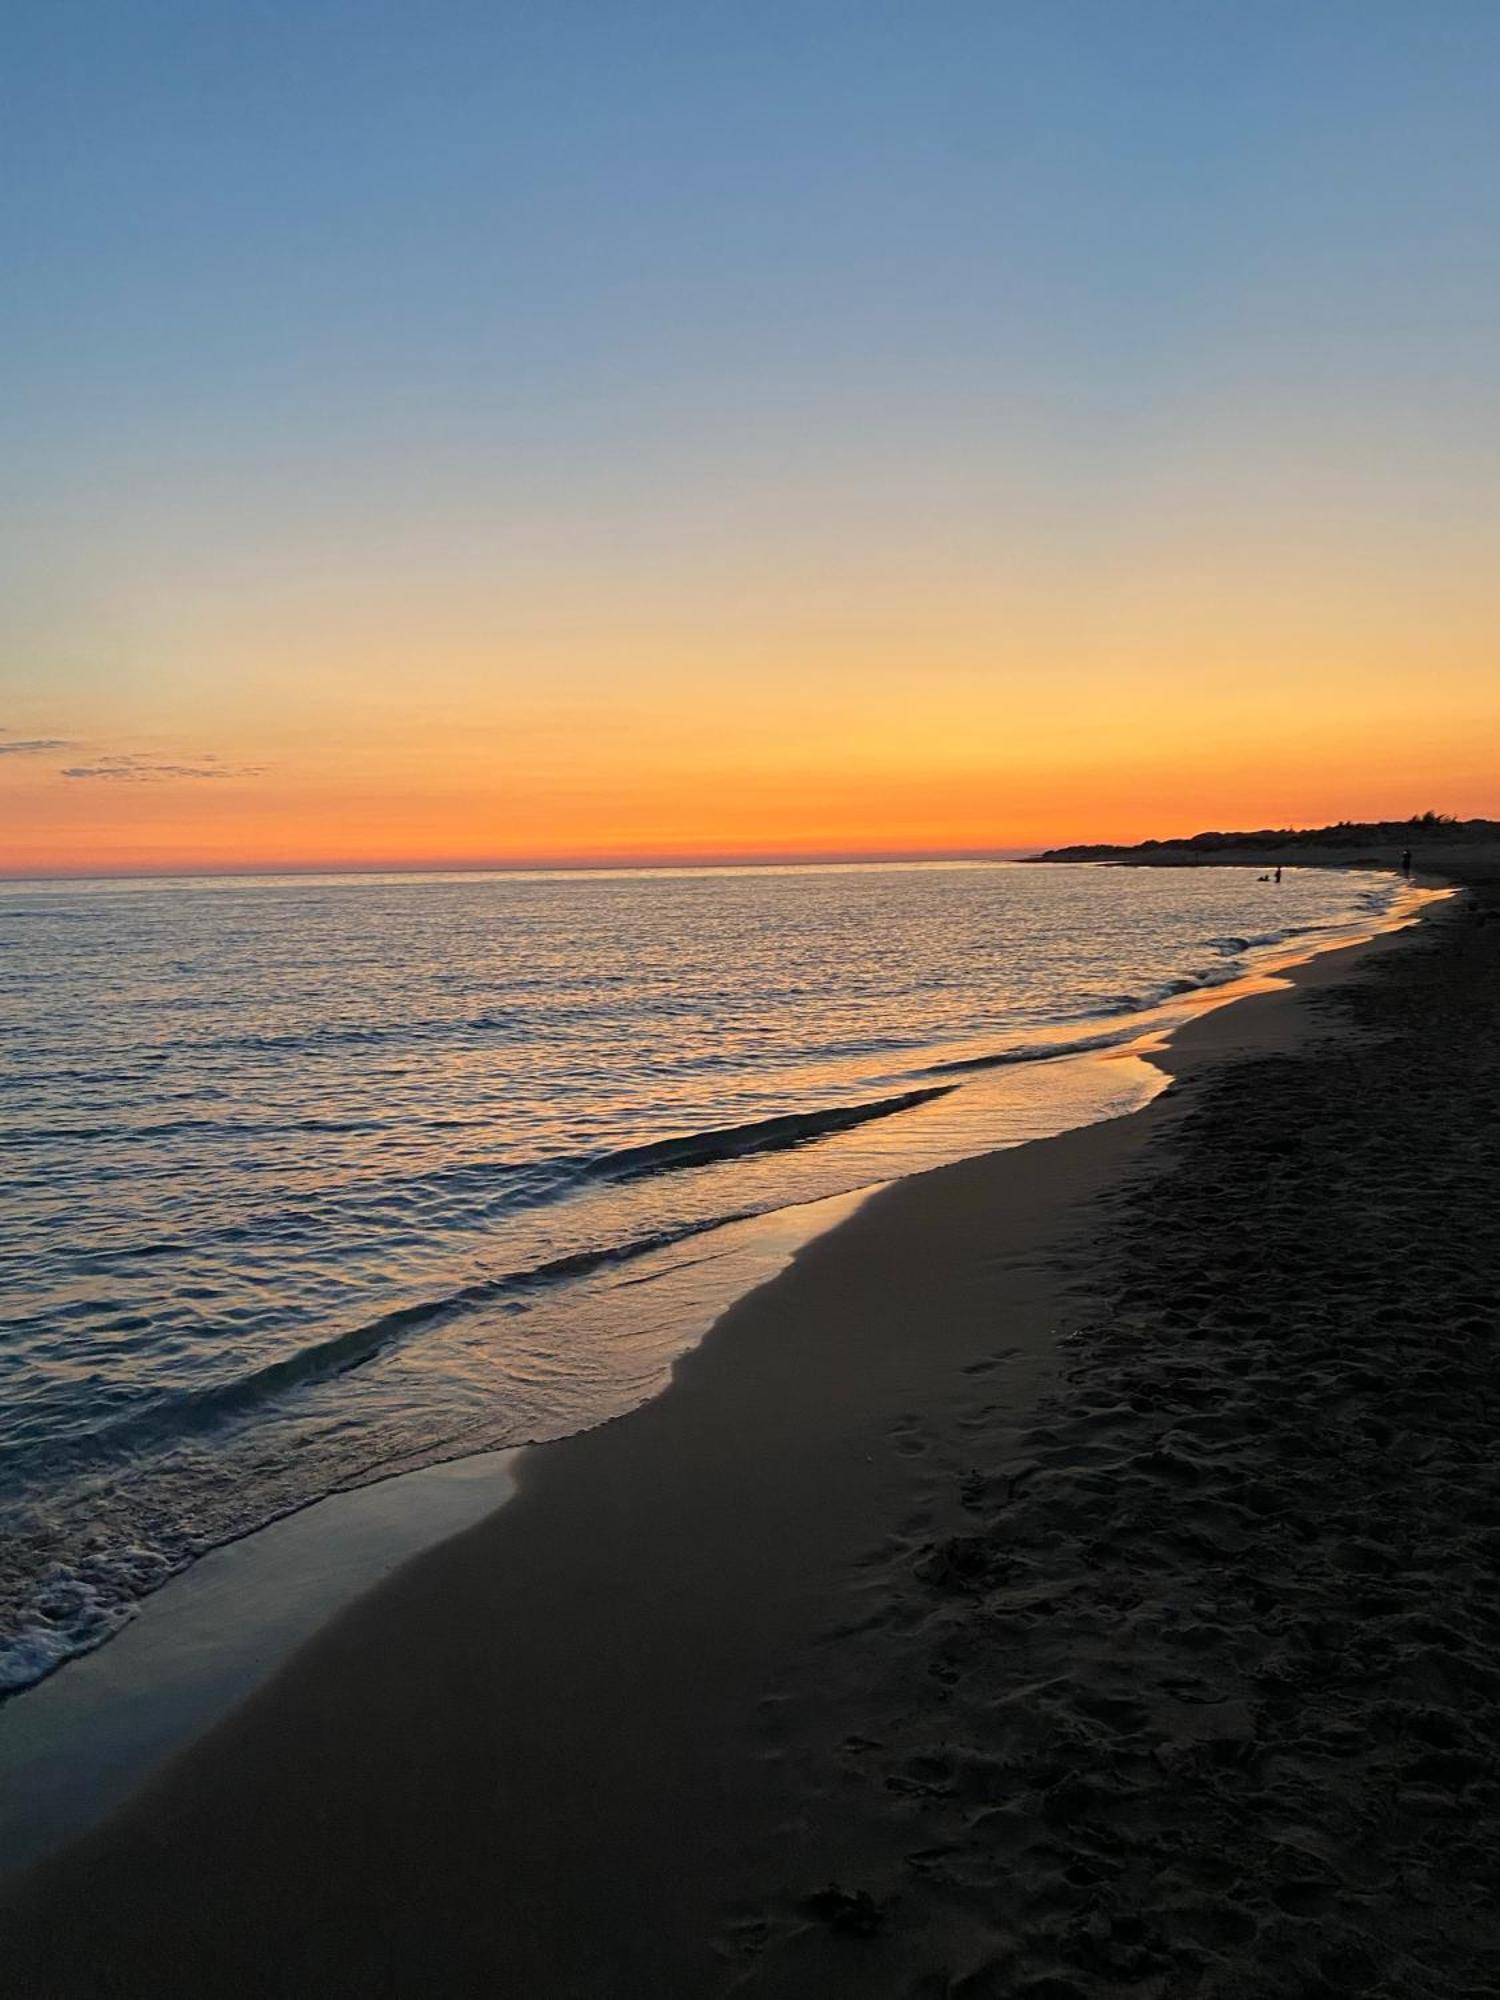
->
[1401,847,1413,877]
[1274,865,1282,884]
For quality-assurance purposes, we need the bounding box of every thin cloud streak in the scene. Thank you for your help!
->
[60,755,267,783]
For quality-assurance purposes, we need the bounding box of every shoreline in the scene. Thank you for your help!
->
[2,861,1392,1715]
[0,876,1430,1884]
[0,878,1466,1994]
[0,1186,877,1880]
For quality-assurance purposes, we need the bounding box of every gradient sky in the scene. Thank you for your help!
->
[4,1,1499,873]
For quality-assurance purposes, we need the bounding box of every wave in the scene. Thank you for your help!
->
[48,1218,751,1475]
[46,1086,956,1468]
[923,948,1292,1077]
[383,1085,957,1209]
[1203,928,1301,957]
[922,1027,1145,1076]
[1155,964,1244,999]
[578,1085,953,1182]
[925,914,1373,1077]
[1200,919,1344,962]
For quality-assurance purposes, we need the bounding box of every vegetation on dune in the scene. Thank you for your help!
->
[1036,812,1496,863]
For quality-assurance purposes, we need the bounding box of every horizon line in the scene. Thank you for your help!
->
[0,845,1040,885]
[4,811,1465,884]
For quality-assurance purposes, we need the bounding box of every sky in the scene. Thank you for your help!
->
[4,0,1499,874]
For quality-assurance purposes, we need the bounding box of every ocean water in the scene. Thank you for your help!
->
[0,859,1403,1692]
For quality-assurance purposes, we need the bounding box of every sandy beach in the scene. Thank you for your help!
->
[11,1,1500,1988]
[4,862,1498,1996]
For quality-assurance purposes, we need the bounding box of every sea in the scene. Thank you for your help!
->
[0,858,1406,1693]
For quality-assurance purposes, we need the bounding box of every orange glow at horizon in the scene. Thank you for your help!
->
[7,492,1500,877]
[6,711,1498,877]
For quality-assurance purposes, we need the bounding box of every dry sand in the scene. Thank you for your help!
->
[4,867,1498,1997]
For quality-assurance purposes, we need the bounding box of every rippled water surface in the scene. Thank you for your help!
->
[0,859,1401,1687]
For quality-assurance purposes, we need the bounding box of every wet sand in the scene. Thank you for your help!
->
[4,870,1496,1996]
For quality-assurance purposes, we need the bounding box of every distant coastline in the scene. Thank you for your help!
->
[1030,810,1500,867]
